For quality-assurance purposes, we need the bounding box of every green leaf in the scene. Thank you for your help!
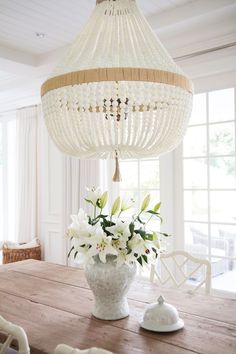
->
[137,256,143,266]
[160,232,171,237]
[141,194,151,211]
[91,218,100,226]
[137,216,145,224]
[103,219,115,228]
[147,210,159,215]
[145,233,154,241]
[95,214,109,220]
[129,222,135,235]
[84,198,94,206]
[142,255,148,264]
[111,196,121,216]
[135,228,146,240]
[67,246,74,258]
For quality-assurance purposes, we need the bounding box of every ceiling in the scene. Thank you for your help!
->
[0,0,194,55]
[0,0,236,112]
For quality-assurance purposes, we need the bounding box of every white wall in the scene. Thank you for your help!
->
[37,116,66,264]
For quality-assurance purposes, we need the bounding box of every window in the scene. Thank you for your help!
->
[119,158,160,232]
[0,116,17,243]
[183,88,236,293]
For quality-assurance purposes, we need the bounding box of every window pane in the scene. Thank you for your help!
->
[184,191,208,221]
[211,224,236,259]
[146,219,161,232]
[120,161,138,189]
[184,126,207,157]
[184,158,207,189]
[140,160,159,189]
[209,157,236,189]
[209,122,235,155]
[209,88,234,123]
[185,222,209,256]
[189,93,207,125]
[210,191,236,223]
[211,257,236,293]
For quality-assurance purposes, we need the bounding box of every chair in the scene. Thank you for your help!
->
[55,344,114,354]
[0,316,29,354]
[150,250,211,294]
[219,229,236,271]
[189,226,228,275]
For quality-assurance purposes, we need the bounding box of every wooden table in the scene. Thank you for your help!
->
[0,260,235,354]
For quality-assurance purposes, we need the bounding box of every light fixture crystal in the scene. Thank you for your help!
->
[41,0,193,173]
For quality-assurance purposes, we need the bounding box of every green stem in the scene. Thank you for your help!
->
[134,210,144,223]
[145,214,153,226]
[117,210,123,218]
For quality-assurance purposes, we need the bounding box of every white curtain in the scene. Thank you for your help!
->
[63,157,101,264]
[16,106,40,243]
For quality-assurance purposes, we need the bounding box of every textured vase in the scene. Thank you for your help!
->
[85,255,137,320]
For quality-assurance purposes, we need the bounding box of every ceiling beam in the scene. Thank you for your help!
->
[0,44,37,75]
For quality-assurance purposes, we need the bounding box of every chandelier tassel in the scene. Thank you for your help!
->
[112,152,122,182]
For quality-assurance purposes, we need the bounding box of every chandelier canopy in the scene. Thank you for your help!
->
[41,0,193,163]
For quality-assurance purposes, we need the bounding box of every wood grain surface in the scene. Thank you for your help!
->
[0,260,235,354]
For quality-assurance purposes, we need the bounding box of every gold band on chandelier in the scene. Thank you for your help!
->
[96,0,135,4]
[41,67,193,97]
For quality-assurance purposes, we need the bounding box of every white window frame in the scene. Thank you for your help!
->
[174,86,236,297]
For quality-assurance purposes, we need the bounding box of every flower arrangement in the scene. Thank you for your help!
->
[67,187,170,267]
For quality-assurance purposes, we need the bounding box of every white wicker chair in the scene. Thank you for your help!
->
[0,316,29,354]
[150,250,211,294]
[55,344,113,354]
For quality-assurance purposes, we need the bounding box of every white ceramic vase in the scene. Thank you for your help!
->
[85,255,137,320]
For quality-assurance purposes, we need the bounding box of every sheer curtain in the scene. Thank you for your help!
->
[0,114,17,244]
[16,106,40,243]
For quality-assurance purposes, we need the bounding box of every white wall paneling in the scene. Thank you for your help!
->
[37,114,66,264]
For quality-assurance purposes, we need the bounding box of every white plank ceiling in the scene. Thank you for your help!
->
[0,0,194,54]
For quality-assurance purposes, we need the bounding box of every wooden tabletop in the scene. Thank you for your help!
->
[0,260,235,354]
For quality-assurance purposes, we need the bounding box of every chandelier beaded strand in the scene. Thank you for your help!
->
[41,0,193,181]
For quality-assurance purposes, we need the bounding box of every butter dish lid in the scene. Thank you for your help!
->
[140,295,184,332]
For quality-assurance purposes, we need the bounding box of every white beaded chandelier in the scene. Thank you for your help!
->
[41,0,193,179]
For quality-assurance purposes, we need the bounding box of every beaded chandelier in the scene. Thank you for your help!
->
[41,0,193,180]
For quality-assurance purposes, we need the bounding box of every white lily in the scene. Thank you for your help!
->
[68,220,94,248]
[71,208,88,224]
[106,220,130,240]
[87,225,118,263]
[73,245,95,266]
[128,233,150,258]
[86,187,102,206]
[116,249,136,267]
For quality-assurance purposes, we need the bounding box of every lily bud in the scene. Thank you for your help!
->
[111,197,121,216]
[141,194,151,211]
[99,191,108,209]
